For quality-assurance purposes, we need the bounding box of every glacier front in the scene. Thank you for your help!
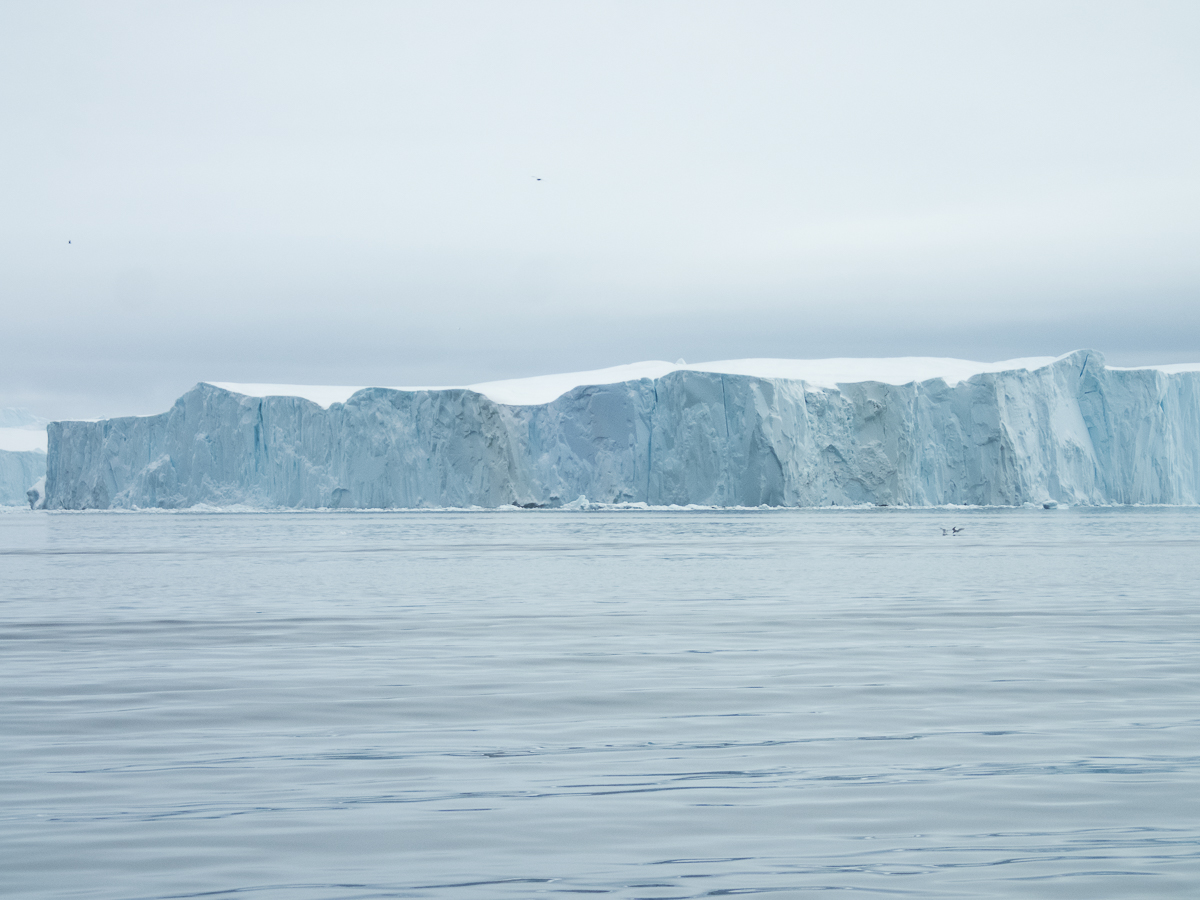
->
[0,409,48,506]
[44,350,1200,509]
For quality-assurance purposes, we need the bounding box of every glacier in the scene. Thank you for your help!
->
[0,409,48,507]
[43,350,1200,510]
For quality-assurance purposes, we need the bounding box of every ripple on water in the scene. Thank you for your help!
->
[1,507,1199,898]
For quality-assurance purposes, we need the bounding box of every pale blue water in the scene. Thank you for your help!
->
[2,508,1198,899]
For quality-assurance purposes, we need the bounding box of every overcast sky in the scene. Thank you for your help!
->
[3,1,1199,419]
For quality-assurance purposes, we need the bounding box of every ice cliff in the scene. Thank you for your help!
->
[44,350,1200,509]
[0,409,48,506]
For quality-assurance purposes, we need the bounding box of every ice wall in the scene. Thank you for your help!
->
[44,350,1200,509]
[0,410,48,506]
[0,450,45,506]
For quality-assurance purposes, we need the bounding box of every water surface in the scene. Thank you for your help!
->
[2,507,1198,898]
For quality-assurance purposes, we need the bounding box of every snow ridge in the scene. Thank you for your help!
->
[210,354,1068,409]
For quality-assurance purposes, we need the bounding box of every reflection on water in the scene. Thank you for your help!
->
[2,507,1199,898]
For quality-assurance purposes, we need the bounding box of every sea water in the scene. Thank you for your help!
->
[1,507,1198,898]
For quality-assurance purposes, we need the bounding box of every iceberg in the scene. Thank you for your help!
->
[43,350,1200,509]
[0,409,48,507]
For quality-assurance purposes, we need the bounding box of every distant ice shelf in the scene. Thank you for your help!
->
[44,350,1200,509]
[0,428,48,453]
[0,410,48,506]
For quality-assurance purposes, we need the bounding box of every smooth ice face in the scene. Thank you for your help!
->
[44,350,1200,509]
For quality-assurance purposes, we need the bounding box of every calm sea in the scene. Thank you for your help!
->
[2,507,1198,899]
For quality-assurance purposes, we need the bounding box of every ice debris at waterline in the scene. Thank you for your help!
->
[0,409,48,506]
[43,350,1200,510]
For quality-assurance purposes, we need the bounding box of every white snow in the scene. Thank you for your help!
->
[463,362,680,406]
[676,356,1066,392]
[209,354,1076,408]
[0,428,47,453]
[207,383,381,410]
[1111,363,1200,375]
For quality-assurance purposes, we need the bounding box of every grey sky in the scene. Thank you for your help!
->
[3,1,1199,419]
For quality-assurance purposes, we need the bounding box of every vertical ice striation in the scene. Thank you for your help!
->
[43,351,1200,509]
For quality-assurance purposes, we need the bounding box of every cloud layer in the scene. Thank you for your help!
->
[3,1,1199,418]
